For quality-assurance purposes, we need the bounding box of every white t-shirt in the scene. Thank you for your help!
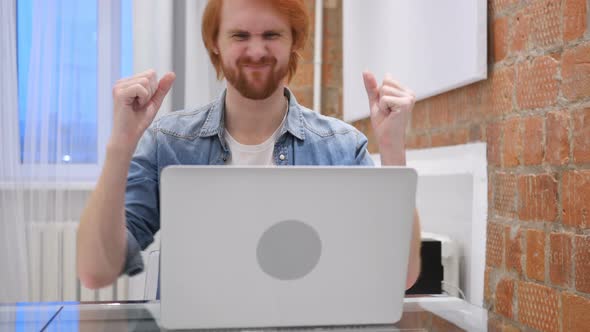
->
[225,112,288,166]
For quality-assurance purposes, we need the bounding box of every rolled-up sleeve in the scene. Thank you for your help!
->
[354,131,376,166]
[123,229,144,276]
[121,126,160,276]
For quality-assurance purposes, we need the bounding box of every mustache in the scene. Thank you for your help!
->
[237,56,277,67]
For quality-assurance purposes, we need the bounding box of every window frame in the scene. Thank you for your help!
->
[2,0,125,185]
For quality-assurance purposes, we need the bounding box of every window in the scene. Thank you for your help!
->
[15,0,132,172]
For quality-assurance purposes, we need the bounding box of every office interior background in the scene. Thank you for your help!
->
[1,0,589,331]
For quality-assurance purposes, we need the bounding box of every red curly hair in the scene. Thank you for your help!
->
[201,0,310,82]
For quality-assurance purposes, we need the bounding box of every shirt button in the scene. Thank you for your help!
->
[279,154,286,161]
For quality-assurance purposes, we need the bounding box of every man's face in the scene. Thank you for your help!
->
[216,0,293,100]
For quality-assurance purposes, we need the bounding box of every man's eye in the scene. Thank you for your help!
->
[232,33,249,41]
[263,33,280,40]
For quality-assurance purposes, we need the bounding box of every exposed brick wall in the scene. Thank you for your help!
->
[290,1,590,330]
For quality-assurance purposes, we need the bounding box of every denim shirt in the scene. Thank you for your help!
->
[123,88,374,276]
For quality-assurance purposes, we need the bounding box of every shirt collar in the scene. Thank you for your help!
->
[198,87,306,142]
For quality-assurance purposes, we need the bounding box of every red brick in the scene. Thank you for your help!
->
[322,36,341,67]
[523,116,544,165]
[290,87,313,110]
[516,56,559,110]
[528,0,563,49]
[549,232,572,287]
[488,316,503,332]
[321,63,340,88]
[518,174,558,222]
[564,0,588,42]
[448,83,481,125]
[526,229,546,282]
[502,117,522,167]
[321,87,341,119]
[405,135,416,149]
[363,122,378,153]
[411,101,430,131]
[352,119,367,134]
[511,9,530,52]
[298,20,315,62]
[291,62,314,87]
[470,124,483,142]
[562,292,590,332]
[545,110,570,165]
[300,53,314,71]
[562,170,590,229]
[431,132,453,147]
[574,235,590,293]
[517,281,559,332]
[493,17,509,62]
[301,0,315,60]
[494,172,517,218]
[490,0,519,16]
[511,0,563,51]
[488,122,503,166]
[429,93,451,128]
[300,40,314,64]
[505,226,523,275]
[485,266,493,304]
[414,134,429,149]
[489,172,494,216]
[495,278,514,318]
[481,66,515,116]
[563,42,590,102]
[487,315,521,332]
[451,128,470,146]
[295,4,314,72]
[406,134,429,150]
[573,108,590,163]
[487,221,504,268]
[502,324,521,332]
[322,4,341,38]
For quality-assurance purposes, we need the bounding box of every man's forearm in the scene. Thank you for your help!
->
[77,144,133,289]
[379,148,421,290]
[378,141,406,166]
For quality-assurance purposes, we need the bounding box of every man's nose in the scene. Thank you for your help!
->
[245,37,269,61]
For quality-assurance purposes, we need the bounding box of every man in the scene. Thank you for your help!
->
[77,0,421,291]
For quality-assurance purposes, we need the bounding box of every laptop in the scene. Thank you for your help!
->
[159,166,417,330]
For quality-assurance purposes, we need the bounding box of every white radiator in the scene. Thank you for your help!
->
[27,222,129,302]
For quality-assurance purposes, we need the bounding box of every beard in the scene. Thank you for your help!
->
[222,55,288,100]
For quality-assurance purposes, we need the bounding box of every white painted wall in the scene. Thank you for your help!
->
[343,0,487,122]
[417,174,473,299]
[373,143,488,306]
[132,0,224,116]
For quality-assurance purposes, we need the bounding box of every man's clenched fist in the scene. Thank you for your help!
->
[109,69,176,153]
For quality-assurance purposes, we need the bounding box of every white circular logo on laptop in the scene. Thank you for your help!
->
[256,220,322,280]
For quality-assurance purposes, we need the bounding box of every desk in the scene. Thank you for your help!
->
[0,296,488,331]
